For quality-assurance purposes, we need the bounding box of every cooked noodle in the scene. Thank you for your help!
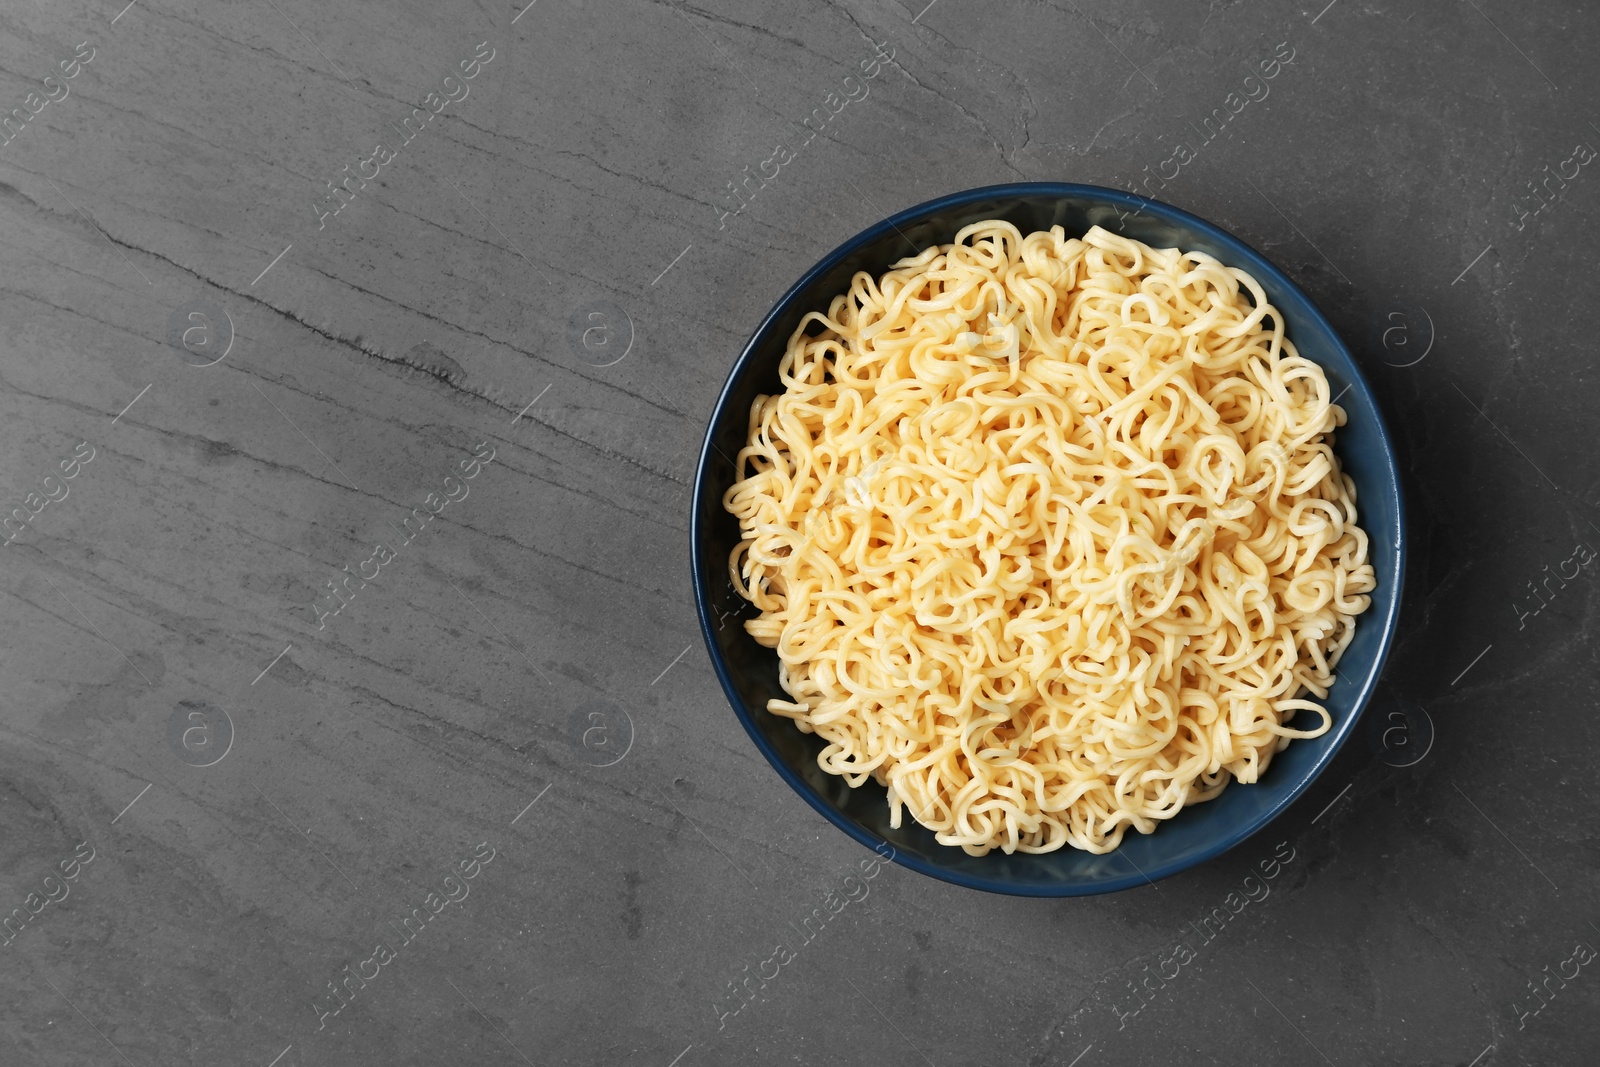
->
[723,222,1375,854]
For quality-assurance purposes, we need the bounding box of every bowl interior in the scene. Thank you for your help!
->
[691,184,1404,896]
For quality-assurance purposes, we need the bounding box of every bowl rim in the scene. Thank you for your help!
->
[690,181,1406,896]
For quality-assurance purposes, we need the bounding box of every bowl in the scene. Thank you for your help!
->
[690,182,1405,896]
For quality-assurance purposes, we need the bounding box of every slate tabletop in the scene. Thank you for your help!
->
[2,2,1597,1065]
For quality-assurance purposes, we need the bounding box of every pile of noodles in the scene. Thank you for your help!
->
[724,222,1375,854]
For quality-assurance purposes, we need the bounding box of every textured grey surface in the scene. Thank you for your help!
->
[1,1,1596,1065]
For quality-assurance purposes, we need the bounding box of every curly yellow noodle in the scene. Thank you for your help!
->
[723,223,1375,855]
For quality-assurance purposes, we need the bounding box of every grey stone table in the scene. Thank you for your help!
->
[2,1,1595,1064]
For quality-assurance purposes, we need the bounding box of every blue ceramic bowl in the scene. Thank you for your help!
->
[690,183,1405,896]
